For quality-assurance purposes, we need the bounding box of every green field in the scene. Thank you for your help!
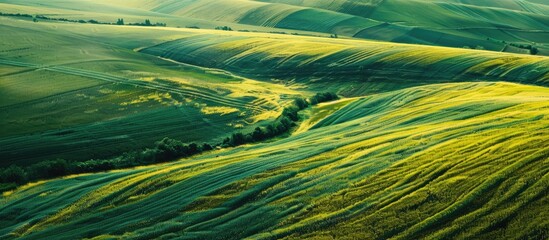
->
[140,30,549,95]
[102,0,549,54]
[0,0,548,239]
[0,17,294,166]
[2,0,548,54]
[1,82,547,239]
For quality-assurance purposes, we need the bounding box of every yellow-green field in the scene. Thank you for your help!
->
[1,82,547,239]
[2,0,548,54]
[1,16,547,165]
[100,0,549,54]
[0,1,548,239]
[140,29,549,95]
[0,18,297,166]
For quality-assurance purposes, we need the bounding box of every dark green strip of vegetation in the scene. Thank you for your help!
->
[215,26,233,31]
[0,93,338,193]
[0,12,166,27]
[486,37,539,55]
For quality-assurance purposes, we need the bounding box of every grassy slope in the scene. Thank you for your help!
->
[0,18,294,166]
[259,0,549,52]
[140,30,549,96]
[27,17,544,97]
[3,0,548,55]
[0,0,219,30]
[0,2,548,239]
[91,0,549,54]
[100,0,380,35]
[1,15,547,165]
[0,1,329,37]
[1,82,547,239]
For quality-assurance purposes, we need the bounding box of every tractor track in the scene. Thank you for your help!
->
[0,59,265,112]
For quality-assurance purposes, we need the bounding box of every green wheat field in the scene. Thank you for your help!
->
[0,0,548,239]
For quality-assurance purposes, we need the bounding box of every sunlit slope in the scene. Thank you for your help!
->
[141,32,549,95]
[0,0,219,30]
[440,0,549,14]
[258,0,549,45]
[3,0,548,53]
[110,0,549,30]
[1,82,547,239]
[0,19,290,166]
[259,0,549,28]
[97,0,380,35]
[95,0,549,53]
[0,0,361,37]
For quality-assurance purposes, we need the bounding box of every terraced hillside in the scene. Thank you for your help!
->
[1,82,547,239]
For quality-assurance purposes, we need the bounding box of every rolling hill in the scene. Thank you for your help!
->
[102,0,549,54]
[0,17,293,166]
[140,30,549,96]
[1,0,548,54]
[1,82,547,239]
[0,1,548,239]
[1,17,547,166]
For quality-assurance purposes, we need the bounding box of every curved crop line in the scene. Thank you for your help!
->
[0,59,264,112]
[392,147,549,240]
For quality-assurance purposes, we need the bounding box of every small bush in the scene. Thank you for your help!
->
[530,47,539,55]
[0,165,27,184]
[309,92,339,105]
[215,26,233,31]
[294,98,309,110]
[201,143,213,151]
[28,159,69,180]
[1,94,335,191]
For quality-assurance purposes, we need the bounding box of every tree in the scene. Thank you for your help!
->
[144,19,151,26]
[155,137,186,161]
[282,106,299,121]
[294,98,309,110]
[279,116,293,129]
[215,26,233,31]
[188,143,199,154]
[252,127,266,141]
[309,92,339,105]
[223,137,231,146]
[116,18,124,25]
[201,143,213,151]
[0,165,27,184]
[531,47,539,55]
[231,132,246,146]
[28,159,69,179]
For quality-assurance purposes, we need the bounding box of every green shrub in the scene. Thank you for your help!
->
[1,95,331,191]
[215,26,233,31]
[309,92,339,105]
[28,159,69,180]
[0,165,27,184]
[201,143,213,151]
[294,98,309,110]
[530,47,539,55]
